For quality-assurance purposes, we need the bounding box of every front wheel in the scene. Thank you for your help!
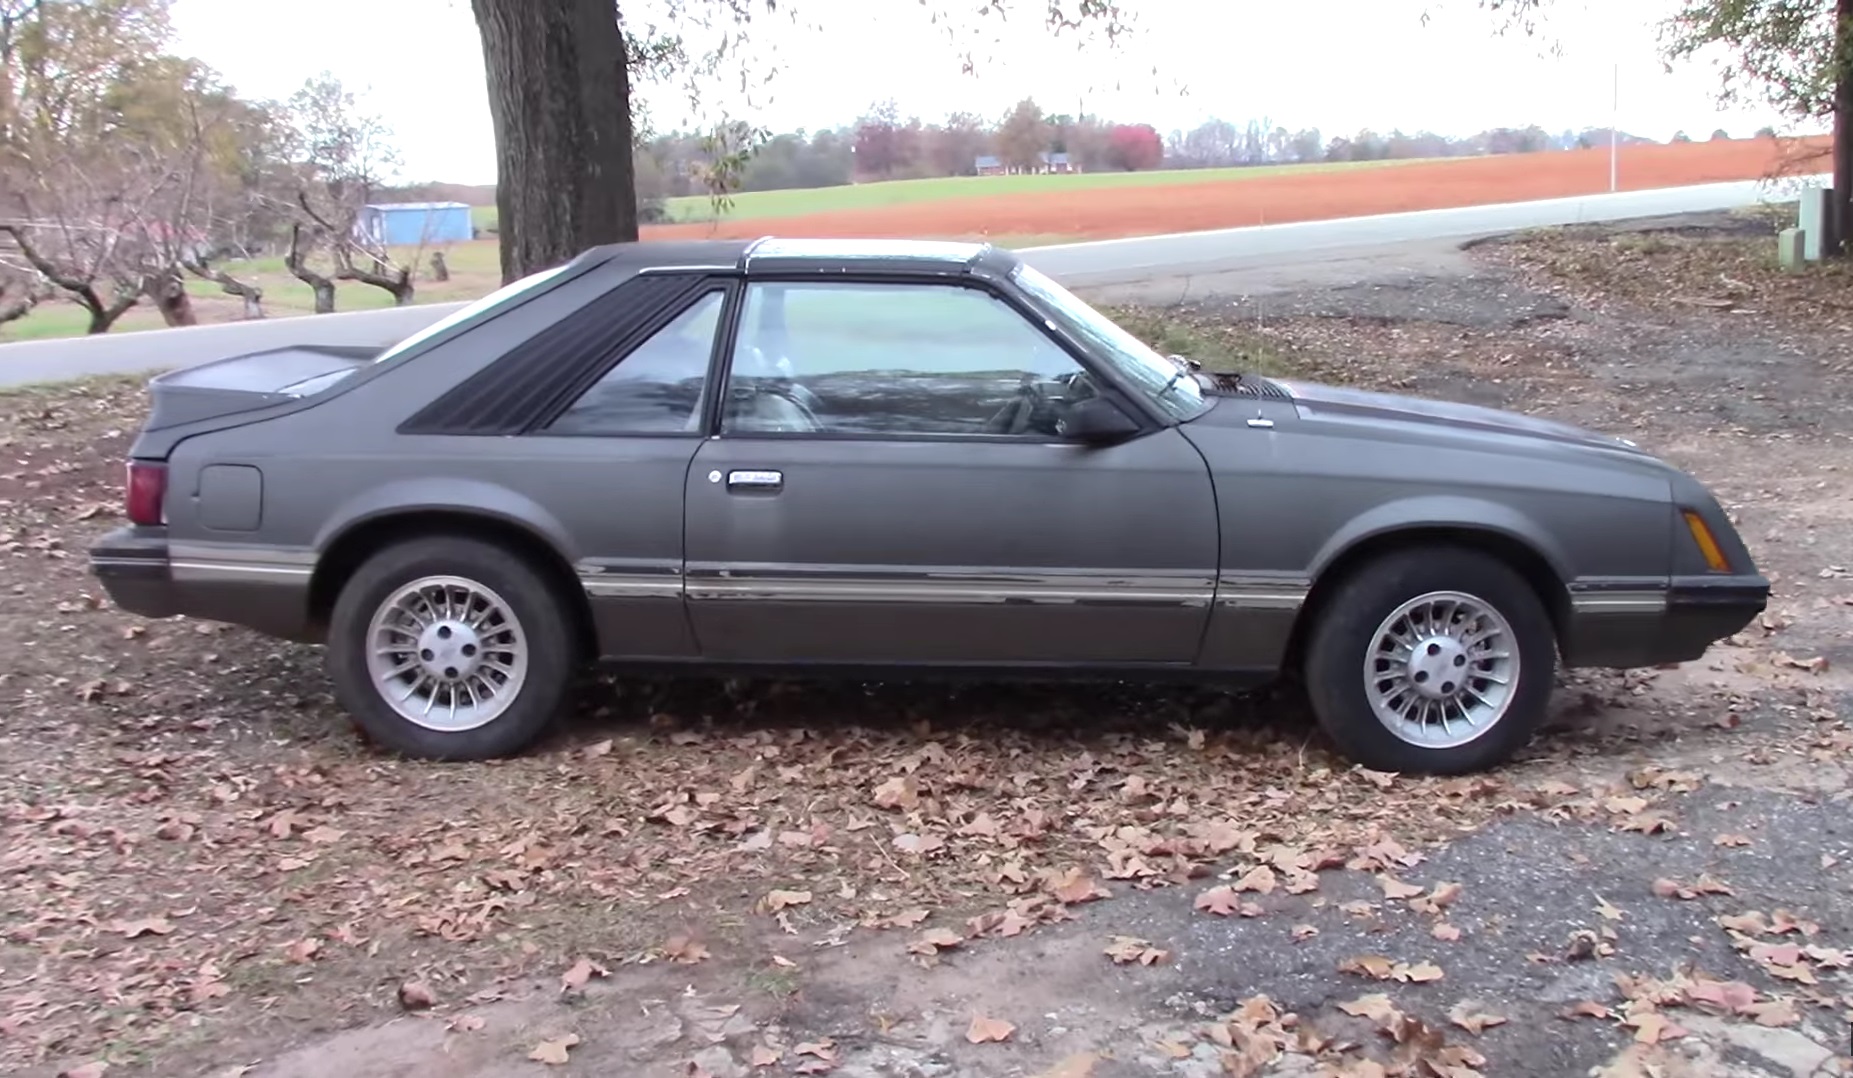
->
[1303,547,1557,774]
[325,536,576,760]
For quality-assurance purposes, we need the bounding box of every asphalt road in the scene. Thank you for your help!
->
[0,176,1819,389]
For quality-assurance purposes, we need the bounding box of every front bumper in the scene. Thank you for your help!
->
[1562,573,1770,668]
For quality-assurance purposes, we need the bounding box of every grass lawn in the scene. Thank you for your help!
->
[0,234,1077,344]
[469,158,1430,230]
[0,240,507,344]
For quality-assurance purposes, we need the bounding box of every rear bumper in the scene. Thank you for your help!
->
[88,526,320,642]
[1561,574,1769,668]
[90,526,186,619]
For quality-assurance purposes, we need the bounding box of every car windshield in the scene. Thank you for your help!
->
[1010,263,1207,421]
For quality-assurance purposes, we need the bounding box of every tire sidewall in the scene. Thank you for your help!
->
[326,536,574,760]
[1304,548,1556,775]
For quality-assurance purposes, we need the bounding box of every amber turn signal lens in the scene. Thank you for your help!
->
[1682,510,1731,573]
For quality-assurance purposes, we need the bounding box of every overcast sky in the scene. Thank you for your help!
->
[170,0,1804,185]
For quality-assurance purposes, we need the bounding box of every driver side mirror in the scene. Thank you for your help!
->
[1057,396,1141,445]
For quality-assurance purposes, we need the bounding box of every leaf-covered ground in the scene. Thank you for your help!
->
[1,212,1850,1078]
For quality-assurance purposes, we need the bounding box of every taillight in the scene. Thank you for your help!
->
[125,461,167,526]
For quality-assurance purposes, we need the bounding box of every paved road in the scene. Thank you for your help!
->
[0,176,1819,389]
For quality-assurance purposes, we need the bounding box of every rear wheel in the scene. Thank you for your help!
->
[326,536,575,760]
[1303,546,1556,774]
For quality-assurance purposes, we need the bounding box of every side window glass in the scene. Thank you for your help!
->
[723,282,1089,436]
[546,290,724,435]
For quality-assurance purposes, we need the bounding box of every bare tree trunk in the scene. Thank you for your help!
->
[471,0,636,284]
[1,223,138,332]
[82,288,139,334]
[183,258,265,319]
[1834,0,1853,257]
[0,288,38,326]
[430,250,449,282]
[337,261,415,306]
[144,268,198,327]
[286,224,337,314]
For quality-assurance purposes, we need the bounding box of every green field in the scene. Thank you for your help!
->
[0,241,507,344]
[470,157,1429,231]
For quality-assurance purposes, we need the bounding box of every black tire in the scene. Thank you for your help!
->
[1303,546,1557,775]
[325,535,576,760]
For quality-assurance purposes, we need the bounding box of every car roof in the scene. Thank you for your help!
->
[573,236,1015,279]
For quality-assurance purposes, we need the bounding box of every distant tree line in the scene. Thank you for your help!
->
[617,94,1697,221]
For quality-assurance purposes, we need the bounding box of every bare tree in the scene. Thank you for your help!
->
[0,261,47,327]
[283,72,416,307]
[285,222,336,314]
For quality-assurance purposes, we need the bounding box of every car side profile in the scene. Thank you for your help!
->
[88,237,1769,774]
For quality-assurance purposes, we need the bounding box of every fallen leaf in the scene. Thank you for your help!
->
[1103,935,1170,965]
[397,980,437,1010]
[1743,998,1800,1027]
[1337,993,1400,1023]
[283,937,321,963]
[111,916,173,938]
[447,1014,486,1033]
[1713,833,1752,848]
[750,1044,781,1067]
[908,927,965,955]
[1195,885,1244,917]
[1233,864,1278,894]
[1339,954,1395,980]
[872,775,920,810]
[529,1033,580,1065]
[1432,922,1462,942]
[1448,1001,1508,1034]
[57,1065,108,1078]
[1398,961,1444,983]
[560,956,608,993]
[762,889,813,913]
[966,1014,1016,1044]
[1291,924,1319,942]
[663,935,710,964]
[1377,875,1424,900]
[1047,867,1109,905]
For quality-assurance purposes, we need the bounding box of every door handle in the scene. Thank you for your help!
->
[725,469,783,493]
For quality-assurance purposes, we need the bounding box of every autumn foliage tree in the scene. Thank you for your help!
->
[1106,123,1163,170]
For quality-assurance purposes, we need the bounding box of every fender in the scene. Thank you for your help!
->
[1308,494,1574,583]
[314,477,581,564]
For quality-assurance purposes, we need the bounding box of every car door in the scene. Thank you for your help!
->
[681,276,1220,667]
[520,280,731,660]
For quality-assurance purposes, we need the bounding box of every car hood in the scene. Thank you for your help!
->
[1248,377,1652,457]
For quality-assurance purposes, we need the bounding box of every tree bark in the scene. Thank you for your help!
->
[472,0,636,284]
[286,225,338,314]
[184,258,266,320]
[1835,0,1853,256]
[144,268,198,327]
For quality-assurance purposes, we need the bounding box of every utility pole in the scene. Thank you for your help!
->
[1610,62,1619,193]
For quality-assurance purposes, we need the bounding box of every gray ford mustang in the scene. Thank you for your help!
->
[88,237,1768,774]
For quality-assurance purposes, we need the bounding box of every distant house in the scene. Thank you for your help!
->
[357,201,474,248]
[973,151,1076,177]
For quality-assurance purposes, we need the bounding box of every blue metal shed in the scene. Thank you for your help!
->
[358,201,474,247]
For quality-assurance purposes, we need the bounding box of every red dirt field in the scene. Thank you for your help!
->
[642,136,1830,243]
